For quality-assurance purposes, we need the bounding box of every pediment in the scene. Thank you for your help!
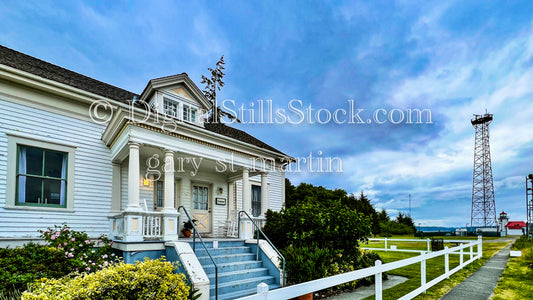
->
[139,73,211,110]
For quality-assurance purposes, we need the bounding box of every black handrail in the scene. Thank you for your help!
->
[178,206,218,300]
[238,210,286,286]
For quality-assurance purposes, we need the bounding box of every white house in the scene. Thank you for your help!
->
[0,45,291,299]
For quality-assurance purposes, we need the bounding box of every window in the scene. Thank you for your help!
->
[193,185,209,210]
[155,181,164,209]
[183,104,197,122]
[16,145,68,207]
[163,96,198,123]
[252,185,261,217]
[163,97,179,117]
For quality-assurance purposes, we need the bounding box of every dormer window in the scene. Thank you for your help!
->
[160,95,199,124]
[183,104,197,122]
[163,97,179,117]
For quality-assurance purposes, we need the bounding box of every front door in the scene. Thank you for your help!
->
[192,185,211,233]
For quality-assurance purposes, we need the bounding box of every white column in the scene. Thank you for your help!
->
[227,181,235,221]
[126,143,141,212]
[124,142,143,242]
[162,150,179,241]
[242,168,250,213]
[239,169,253,239]
[163,150,175,211]
[111,163,121,213]
[260,173,269,216]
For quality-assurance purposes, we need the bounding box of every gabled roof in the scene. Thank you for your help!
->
[0,44,288,157]
[139,73,212,110]
[0,45,138,103]
[506,221,526,229]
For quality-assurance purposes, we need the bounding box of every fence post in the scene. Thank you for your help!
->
[385,238,388,252]
[375,260,383,300]
[478,236,482,258]
[469,244,473,261]
[459,246,463,266]
[444,246,449,278]
[427,238,430,252]
[421,256,427,293]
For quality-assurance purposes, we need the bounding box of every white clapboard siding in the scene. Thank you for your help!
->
[0,99,112,238]
[235,170,284,214]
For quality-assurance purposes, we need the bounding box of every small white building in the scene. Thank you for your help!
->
[506,221,526,236]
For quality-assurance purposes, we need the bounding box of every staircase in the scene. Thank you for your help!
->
[191,240,280,300]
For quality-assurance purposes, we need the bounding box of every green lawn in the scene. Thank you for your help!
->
[491,238,533,300]
[361,239,509,300]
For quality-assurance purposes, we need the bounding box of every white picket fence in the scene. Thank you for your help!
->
[239,237,482,300]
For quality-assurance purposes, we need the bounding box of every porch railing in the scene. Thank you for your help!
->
[238,210,286,287]
[109,211,164,240]
[143,212,162,238]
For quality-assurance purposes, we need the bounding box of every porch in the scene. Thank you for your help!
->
[106,122,278,243]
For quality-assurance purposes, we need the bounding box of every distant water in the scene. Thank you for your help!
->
[419,226,460,231]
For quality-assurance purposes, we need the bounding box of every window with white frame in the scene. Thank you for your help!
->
[16,145,68,207]
[162,96,199,123]
[183,104,197,122]
[251,185,261,217]
[6,135,75,210]
[154,180,164,209]
[163,97,179,118]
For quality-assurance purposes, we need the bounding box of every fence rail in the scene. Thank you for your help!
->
[239,236,482,300]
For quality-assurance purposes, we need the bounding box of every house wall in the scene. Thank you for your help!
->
[234,171,285,214]
[507,229,524,236]
[0,97,113,239]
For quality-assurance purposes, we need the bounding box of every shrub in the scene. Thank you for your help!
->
[0,243,77,295]
[22,258,190,300]
[282,245,333,284]
[39,223,118,272]
[264,200,380,288]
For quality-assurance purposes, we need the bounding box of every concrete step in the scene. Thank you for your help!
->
[194,246,251,256]
[203,260,264,274]
[210,284,280,300]
[210,275,277,296]
[189,240,245,248]
[197,253,256,265]
[207,267,270,284]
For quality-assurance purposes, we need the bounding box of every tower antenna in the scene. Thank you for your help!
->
[470,112,497,227]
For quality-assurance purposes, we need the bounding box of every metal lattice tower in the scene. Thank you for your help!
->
[470,113,497,227]
[527,174,533,237]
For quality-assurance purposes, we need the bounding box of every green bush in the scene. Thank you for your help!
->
[282,245,333,284]
[264,200,379,287]
[39,224,118,272]
[22,258,190,300]
[0,243,76,295]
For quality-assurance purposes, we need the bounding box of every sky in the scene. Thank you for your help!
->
[1,1,532,227]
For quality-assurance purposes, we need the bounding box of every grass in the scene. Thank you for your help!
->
[491,237,533,300]
[360,238,509,300]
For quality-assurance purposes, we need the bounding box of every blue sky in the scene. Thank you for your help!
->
[1,1,532,226]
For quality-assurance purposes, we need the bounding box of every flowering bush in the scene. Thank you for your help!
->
[22,258,190,300]
[39,223,119,273]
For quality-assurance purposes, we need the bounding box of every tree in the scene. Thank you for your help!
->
[200,56,239,123]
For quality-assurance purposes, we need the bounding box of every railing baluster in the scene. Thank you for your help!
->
[375,260,382,300]
[421,256,426,293]
[444,246,449,278]
[460,246,464,266]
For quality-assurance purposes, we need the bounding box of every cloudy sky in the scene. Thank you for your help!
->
[1,1,532,226]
